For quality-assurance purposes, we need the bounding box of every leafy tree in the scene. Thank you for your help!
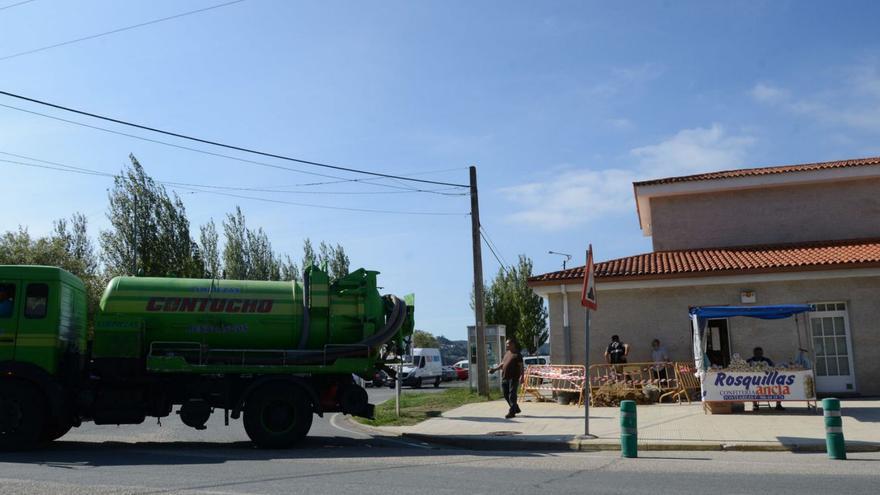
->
[301,239,348,278]
[53,213,98,277]
[302,238,316,270]
[222,206,288,281]
[411,329,439,349]
[329,243,350,279]
[199,219,221,279]
[247,226,280,280]
[316,241,350,279]
[101,154,200,277]
[222,206,249,279]
[481,255,548,354]
[278,254,299,281]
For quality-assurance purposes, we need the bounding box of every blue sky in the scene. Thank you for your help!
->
[2,0,880,340]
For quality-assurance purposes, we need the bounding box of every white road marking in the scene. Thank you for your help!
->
[328,414,433,449]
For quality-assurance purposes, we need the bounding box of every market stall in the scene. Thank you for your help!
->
[690,305,817,412]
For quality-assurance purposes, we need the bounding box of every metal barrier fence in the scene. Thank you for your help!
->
[588,362,698,404]
[521,365,586,406]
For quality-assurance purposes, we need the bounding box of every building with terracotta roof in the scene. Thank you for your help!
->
[528,156,880,396]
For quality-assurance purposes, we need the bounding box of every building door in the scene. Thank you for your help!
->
[0,281,21,361]
[705,318,731,367]
[809,303,856,393]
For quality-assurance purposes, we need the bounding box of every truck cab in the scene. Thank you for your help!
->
[0,265,88,375]
[0,266,88,450]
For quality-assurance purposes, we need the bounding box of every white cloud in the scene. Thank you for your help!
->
[502,124,755,230]
[630,124,755,179]
[752,61,880,133]
[583,63,665,99]
[607,117,635,131]
[750,83,789,104]
[501,168,636,231]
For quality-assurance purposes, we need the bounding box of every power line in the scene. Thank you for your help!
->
[480,225,511,269]
[0,0,37,12]
[0,90,470,188]
[0,0,247,62]
[480,230,510,274]
[169,184,469,217]
[0,149,466,196]
[0,102,464,195]
[0,153,468,216]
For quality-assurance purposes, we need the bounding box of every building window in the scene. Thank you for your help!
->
[24,283,48,319]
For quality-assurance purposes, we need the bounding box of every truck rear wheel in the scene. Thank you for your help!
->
[0,380,47,451]
[243,383,313,449]
[414,378,422,389]
[433,377,441,388]
[42,420,72,442]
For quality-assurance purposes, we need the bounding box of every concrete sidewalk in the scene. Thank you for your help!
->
[369,399,880,452]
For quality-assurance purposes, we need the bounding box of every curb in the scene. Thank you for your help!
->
[399,433,880,453]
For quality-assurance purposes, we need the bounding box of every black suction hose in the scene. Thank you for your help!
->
[283,295,407,364]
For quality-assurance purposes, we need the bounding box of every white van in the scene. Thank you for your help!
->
[401,348,443,388]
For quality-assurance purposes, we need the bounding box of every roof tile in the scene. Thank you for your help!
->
[528,239,880,284]
[634,156,880,186]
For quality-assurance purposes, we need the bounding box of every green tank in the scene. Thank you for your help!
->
[97,266,385,353]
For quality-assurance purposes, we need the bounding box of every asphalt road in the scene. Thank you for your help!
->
[2,382,878,494]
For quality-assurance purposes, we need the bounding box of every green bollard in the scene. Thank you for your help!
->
[620,400,637,458]
[823,398,846,460]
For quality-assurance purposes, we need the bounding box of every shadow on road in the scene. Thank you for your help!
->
[0,435,542,468]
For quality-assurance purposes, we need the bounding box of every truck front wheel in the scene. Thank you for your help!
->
[243,383,313,449]
[0,380,47,451]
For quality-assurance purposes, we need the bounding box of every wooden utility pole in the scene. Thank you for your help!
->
[469,166,489,397]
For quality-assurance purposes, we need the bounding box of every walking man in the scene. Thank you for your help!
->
[490,338,524,419]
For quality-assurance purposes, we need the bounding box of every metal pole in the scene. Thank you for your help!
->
[396,356,401,417]
[470,166,489,397]
[584,307,591,436]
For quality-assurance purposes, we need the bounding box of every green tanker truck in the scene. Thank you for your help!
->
[0,264,413,450]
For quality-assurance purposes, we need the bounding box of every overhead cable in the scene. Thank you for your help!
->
[0,0,247,62]
[0,90,469,188]
[0,102,463,195]
[0,154,468,217]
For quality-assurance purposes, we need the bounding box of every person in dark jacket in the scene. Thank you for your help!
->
[490,338,524,419]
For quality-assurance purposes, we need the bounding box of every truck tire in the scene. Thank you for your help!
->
[414,378,422,389]
[433,377,441,388]
[0,380,47,451]
[243,383,313,449]
[42,421,72,442]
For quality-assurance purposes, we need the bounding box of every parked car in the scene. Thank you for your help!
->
[400,348,443,388]
[441,365,458,382]
[453,360,469,380]
[364,369,388,388]
[524,355,550,367]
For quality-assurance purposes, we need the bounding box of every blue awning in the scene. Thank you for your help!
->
[689,304,812,320]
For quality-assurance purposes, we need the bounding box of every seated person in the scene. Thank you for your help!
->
[650,339,670,381]
[748,347,784,411]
